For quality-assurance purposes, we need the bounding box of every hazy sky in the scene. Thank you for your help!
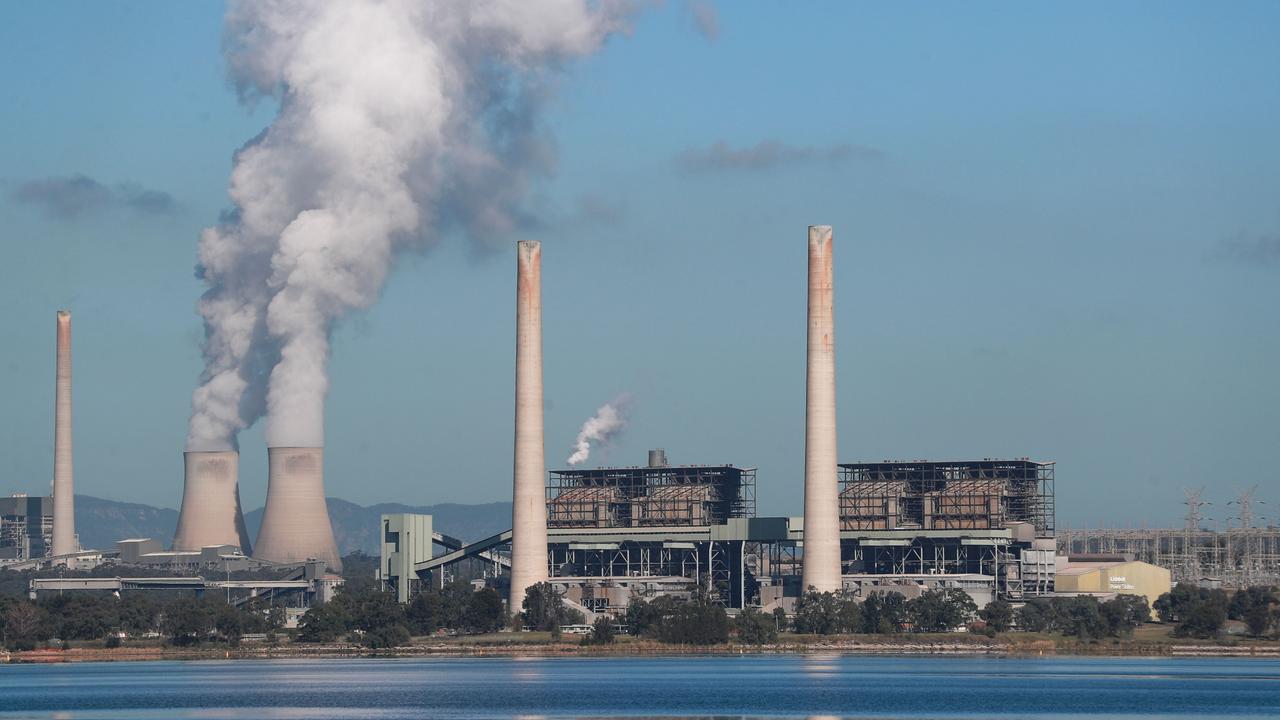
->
[1,2,1277,528]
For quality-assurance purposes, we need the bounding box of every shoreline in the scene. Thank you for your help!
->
[7,636,1280,664]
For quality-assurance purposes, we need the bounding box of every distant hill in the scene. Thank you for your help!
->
[75,495,179,550]
[73,494,511,556]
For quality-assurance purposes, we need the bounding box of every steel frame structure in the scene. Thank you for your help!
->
[547,539,751,607]
[839,459,1054,536]
[547,465,756,529]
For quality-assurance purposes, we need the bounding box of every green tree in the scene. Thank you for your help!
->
[361,623,411,648]
[118,594,160,636]
[625,596,678,638]
[348,589,407,634]
[520,582,583,631]
[657,594,730,645]
[734,607,778,645]
[161,596,215,646]
[979,600,1013,633]
[1244,605,1272,637]
[861,592,908,634]
[907,589,977,633]
[1176,600,1227,639]
[772,607,788,632]
[464,587,505,633]
[213,604,246,646]
[1015,600,1053,632]
[4,601,48,651]
[836,596,863,633]
[297,602,350,643]
[1228,586,1276,621]
[793,590,841,635]
[406,590,445,635]
[583,617,616,645]
[1100,595,1149,637]
[1058,597,1110,640]
[39,595,116,641]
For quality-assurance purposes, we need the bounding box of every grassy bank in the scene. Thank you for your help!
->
[6,625,1280,663]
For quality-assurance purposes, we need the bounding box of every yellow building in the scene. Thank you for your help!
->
[1054,556,1172,619]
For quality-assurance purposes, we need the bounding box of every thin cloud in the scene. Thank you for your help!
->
[685,0,720,43]
[676,139,882,173]
[11,174,178,220]
[574,193,625,225]
[1207,233,1280,267]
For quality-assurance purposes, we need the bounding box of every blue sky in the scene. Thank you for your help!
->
[1,2,1277,528]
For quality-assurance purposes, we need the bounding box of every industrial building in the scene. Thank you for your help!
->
[374,231,1077,615]
[380,451,1061,613]
[1058,489,1280,587]
[0,494,51,561]
[1054,554,1172,618]
[835,459,1057,597]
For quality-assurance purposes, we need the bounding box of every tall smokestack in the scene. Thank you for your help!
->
[802,225,840,593]
[253,447,342,571]
[51,310,76,558]
[510,240,548,614]
[172,451,253,554]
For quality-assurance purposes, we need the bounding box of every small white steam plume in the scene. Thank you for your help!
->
[567,394,633,466]
[186,0,637,451]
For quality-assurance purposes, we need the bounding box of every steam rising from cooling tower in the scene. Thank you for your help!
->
[566,394,632,466]
[185,1,638,452]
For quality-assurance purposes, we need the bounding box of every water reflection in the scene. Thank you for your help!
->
[2,656,1276,720]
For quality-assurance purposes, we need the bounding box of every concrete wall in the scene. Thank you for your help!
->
[380,513,433,602]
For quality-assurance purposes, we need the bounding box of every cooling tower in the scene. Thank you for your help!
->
[172,451,253,553]
[802,225,841,593]
[509,239,548,614]
[51,310,76,558]
[253,447,342,571]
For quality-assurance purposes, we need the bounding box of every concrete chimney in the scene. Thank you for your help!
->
[648,448,668,468]
[253,447,342,571]
[51,310,77,558]
[172,451,253,554]
[510,240,548,614]
[802,225,841,592]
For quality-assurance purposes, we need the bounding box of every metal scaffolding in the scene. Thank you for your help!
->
[547,465,756,528]
[1057,487,1280,587]
[839,459,1054,535]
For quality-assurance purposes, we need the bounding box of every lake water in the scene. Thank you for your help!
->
[1,655,1278,719]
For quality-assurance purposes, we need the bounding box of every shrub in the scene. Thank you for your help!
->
[979,600,1013,633]
[521,582,584,632]
[657,595,729,645]
[583,617,616,645]
[772,607,789,632]
[793,590,847,635]
[361,623,411,649]
[907,589,977,633]
[734,607,778,645]
[297,603,349,643]
[464,587,505,633]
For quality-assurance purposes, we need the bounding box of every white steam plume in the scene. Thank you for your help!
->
[186,0,636,451]
[567,394,633,466]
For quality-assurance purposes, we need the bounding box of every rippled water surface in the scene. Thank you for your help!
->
[1,654,1278,719]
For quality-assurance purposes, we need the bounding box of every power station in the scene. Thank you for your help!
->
[13,228,1204,617]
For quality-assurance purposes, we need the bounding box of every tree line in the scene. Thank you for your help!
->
[0,593,284,651]
[1153,584,1277,639]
